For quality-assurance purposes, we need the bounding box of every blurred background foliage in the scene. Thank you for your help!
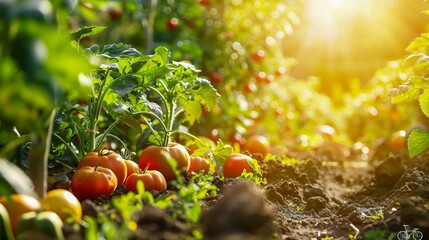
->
[1,0,428,162]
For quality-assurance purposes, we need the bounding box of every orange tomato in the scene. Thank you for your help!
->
[188,156,210,175]
[71,165,118,200]
[244,135,270,157]
[41,189,82,223]
[223,153,254,178]
[125,170,167,193]
[78,150,127,185]
[0,194,40,232]
[388,130,407,151]
[138,143,190,181]
[125,160,139,179]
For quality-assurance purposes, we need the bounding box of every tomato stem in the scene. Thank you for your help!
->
[143,163,150,174]
[98,147,110,156]
[94,163,102,172]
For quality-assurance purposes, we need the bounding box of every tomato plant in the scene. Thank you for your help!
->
[0,194,41,233]
[78,150,127,185]
[41,189,82,224]
[188,156,210,175]
[223,153,254,178]
[125,167,167,193]
[138,144,190,181]
[71,165,118,200]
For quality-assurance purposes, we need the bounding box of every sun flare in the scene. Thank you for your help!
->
[290,0,426,92]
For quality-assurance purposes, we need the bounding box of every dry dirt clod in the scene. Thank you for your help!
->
[374,156,406,187]
[201,181,274,239]
[304,196,328,212]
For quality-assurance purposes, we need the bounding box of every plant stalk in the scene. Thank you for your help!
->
[28,109,56,198]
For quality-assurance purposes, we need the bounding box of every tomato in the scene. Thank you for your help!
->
[78,150,127,185]
[223,153,254,178]
[166,18,179,30]
[138,143,190,181]
[0,194,41,233]
[229,132,246,148]
[254,72,266,84]
[188,156,210,175]
[41,189,82,224]
[125,169,167,193]
[209,72,223,84]
[388,130,407,151]
[244,135,270,157]
[108,8,122,20]
[199,0,210,6]
[275,66,287,76]
[71,165,118,200]
[244,82,257,93]
[16,211,64,240]
[251,50,265,62]
[125,160,140,179]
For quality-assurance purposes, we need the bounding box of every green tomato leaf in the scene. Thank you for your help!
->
[186,203,202,224]
[153,46,170,66]
[389,87,420,104]
[110,75,140,97]
[178,78,219,125]
[144,102,163,119]
[406,33,429,54]
[70,25,107,43]
[419,89,429,118]
[178,96,202,126]
[120,117,143,134]
[172,61,200,72]
[211,140,233,167]
[408,128,429,157]
[98,43,142,59]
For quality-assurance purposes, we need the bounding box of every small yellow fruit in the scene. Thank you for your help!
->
[41,189,82,223]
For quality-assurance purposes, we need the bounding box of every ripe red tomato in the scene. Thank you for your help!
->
[244,82,257,93]
[108,8,122,20]
[275,66,287,76]
[125,160,139,179]
[125,170,167,193]
[71,165,118,200]
[0,194,41,233]
[138,143,190,181]
[78,150,127,185]
[199,0,210,6]
[166,18,179,30]
[209,72,223,84]
[223,153,254,178]
[244,135,270,157]
[251,50,265,62]
[188,156,210,174]
[255,71,267,84]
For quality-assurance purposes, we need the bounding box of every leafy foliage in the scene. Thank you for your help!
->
[408,129,429,157]
[389,26,429,157]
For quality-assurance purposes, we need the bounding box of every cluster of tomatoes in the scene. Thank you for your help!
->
[0,189,82,239]
[72,135,270,200]
[0,135,270,239]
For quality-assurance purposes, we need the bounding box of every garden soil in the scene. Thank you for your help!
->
[60,144,429,240]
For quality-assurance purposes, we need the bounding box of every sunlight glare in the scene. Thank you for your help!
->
[305,0,374,40]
